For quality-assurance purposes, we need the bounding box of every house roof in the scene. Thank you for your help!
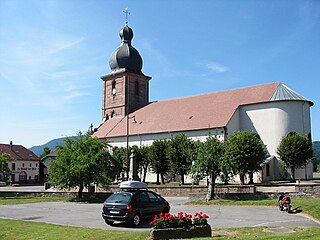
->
[0,143,39,161]
[41,151,57,161]
[92,82,312,139]
[271,83,313,105]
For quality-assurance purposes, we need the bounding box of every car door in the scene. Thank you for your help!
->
[146,191,163,217]
[138,191,152,218]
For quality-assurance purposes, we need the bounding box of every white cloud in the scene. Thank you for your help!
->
[205,62,229,73]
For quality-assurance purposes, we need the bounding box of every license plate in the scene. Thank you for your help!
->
[110,210,119,214]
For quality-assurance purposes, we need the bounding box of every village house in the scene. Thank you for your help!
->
[92,23,313,183]
[0,142,40,184]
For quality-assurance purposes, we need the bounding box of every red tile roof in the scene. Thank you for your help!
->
[92,82,280,139]
[0,143,39,161]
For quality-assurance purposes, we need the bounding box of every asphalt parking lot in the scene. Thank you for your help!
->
[1,196,319,231]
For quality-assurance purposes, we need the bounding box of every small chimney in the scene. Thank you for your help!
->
[10,141,13,150]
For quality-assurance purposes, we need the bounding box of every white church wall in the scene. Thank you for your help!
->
[239,100,311,157]
[238,100,312,180]
[226,109,240,137]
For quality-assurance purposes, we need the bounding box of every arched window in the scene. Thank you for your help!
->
[111,80,116,95]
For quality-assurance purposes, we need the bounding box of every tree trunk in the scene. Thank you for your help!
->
[143,167,147,182]
[206,174,216,201]
[78,180,84,199]
[181,174,184,185]
[223,171,229,185]
[240,173,245,185]
[161,173,165,184]
[291,167,295,181]
[156,173,160,185]
[248,171,254,184]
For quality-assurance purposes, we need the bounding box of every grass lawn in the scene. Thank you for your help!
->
[0,218,149,240]
[187,197,320,221]
[0,196,71,205]
[0,218,320,240]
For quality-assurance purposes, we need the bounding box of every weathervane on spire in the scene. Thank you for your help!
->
[123,7,130,24]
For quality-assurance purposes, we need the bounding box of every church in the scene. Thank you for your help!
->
[92,22,313,183]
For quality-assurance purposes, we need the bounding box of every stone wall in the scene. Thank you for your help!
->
[1,183,319,199]
[295,184,320,197]
[98,184,255,197]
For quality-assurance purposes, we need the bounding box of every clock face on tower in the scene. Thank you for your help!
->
[112,88,117,95]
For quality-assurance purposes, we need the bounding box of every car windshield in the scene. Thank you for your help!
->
[106,192,132,203]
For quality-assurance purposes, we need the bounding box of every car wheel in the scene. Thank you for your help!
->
[104,219,114,226]
[132,213,141,226]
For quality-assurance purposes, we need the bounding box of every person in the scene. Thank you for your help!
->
[278,192,285,210]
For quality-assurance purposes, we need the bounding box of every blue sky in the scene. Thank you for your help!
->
[0,0,319,148]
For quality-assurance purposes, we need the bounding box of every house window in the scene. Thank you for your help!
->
[12,163,15,171]
[36,163,38,167]
[30,163,32,167]
[22,163,25,167]
[266,163,270,177]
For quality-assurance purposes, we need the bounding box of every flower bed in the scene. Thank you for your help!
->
[150,212,211,239]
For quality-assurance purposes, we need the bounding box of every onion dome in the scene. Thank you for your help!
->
[109,24,143,75]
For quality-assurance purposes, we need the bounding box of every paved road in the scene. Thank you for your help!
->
[0,196,319,231]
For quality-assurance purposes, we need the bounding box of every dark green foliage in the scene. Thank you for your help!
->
[131,145,151,182]
[313,141,320,164]
[39,147,51,159]
[191,136,224,200]
[312,157,318,172]
[150,140,169,184]
[277,133,313,180]
[0,153,12,183]
[111,146,126,180]
[224,131,267,184]
[49,132,118,198]
[166,134,195,184]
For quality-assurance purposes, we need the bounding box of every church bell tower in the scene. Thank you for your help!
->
[101,22,151,121]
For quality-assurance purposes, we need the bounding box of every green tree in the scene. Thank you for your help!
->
[311,157,318,172]
[111,146,126,180]
[39,146,51,159]
[219,155,234,185]
[224,131,267,185]
[166,134,194,184]
[191,136,224,201]
[0,153,12,183]
[132,145,151,182]
[277,133,313,181]
[49,132,116,198]
[150,140,169,184]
